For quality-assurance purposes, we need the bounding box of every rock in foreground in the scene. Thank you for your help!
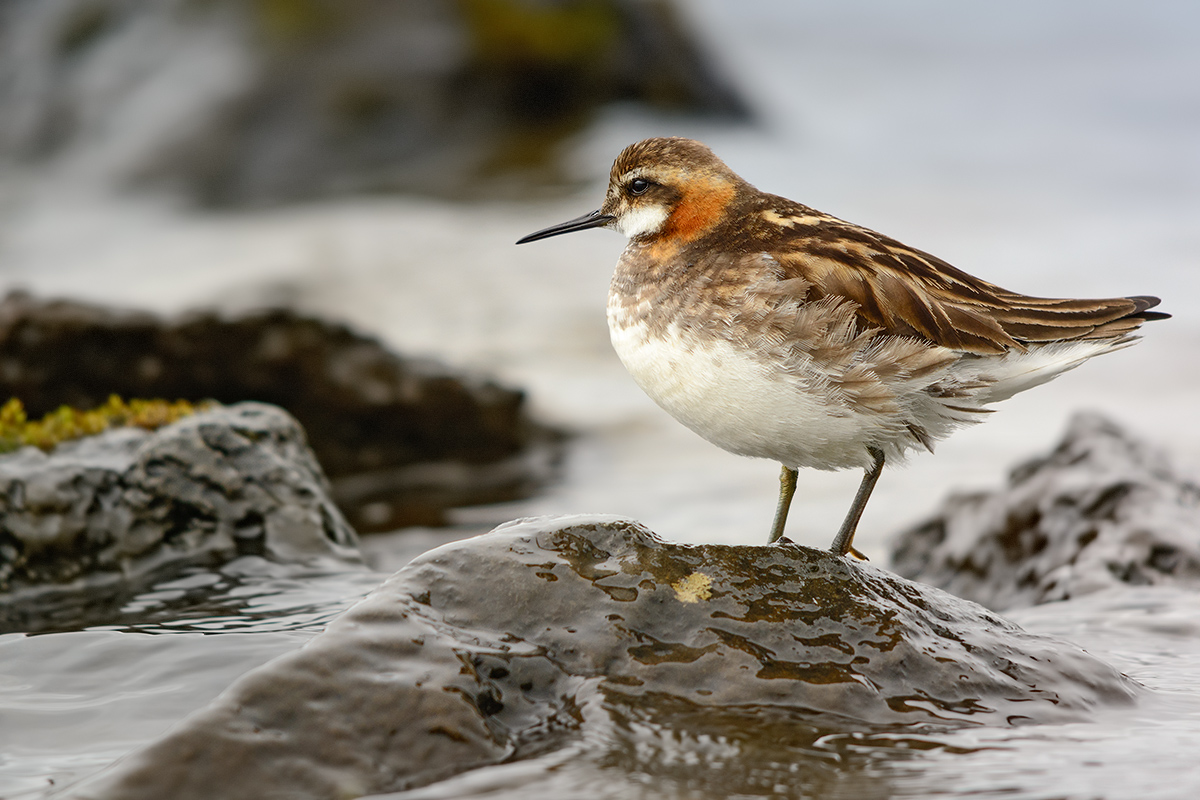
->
[891,413,1200,611]
[67,515,1137,800]
[0,402,360,631]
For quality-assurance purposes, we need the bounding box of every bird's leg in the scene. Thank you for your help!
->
[767,465,798,544]
[828,447,885,559]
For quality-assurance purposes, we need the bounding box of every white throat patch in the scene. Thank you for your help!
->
[613,205,669,239]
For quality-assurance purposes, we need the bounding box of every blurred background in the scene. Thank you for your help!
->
[1,0,1198,559]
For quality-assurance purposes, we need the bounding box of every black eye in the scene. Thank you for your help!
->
[628,178,651,195]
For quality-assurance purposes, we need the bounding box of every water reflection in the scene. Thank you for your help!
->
[380,693,987,800]
[3,557,382,637]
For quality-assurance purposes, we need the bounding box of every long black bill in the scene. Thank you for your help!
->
[516,210,615,244]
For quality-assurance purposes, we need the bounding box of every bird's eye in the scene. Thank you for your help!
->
[628,178,651,196]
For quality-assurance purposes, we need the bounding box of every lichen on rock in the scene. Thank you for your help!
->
[0,395,203,454]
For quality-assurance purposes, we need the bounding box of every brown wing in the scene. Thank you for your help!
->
[760,203,1167,355]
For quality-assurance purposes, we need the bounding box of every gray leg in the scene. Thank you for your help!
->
[828,447,886,558]
[767,465,798,544]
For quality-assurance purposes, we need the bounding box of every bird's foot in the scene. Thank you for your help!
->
[829,543,870,560]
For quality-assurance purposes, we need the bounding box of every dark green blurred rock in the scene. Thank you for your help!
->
[0,0,749,205]
[66,515,1138,800]
[0,292,563,533]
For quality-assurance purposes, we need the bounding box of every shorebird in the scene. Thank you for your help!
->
[517,137,1167,557]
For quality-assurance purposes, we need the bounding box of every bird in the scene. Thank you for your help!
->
[516,137,1167,558]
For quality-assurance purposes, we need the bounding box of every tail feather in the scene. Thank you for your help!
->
[987,294,1168,346]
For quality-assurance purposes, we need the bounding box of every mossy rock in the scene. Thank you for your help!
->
[0,395,203,454]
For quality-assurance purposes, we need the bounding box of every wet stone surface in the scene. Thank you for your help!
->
[891,412,1200,611]
[66,515,1139,800]
[0,402,361,632]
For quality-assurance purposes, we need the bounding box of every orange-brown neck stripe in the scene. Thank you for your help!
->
[660,179,737,244]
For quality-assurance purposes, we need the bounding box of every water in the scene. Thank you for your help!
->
[1,1,1199,797]
[0,560,384,798]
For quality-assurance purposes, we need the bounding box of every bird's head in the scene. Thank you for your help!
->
[516,137,745,246]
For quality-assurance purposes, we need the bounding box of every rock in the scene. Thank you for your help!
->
[0,402,360,631]
[0,0,748,205]
[891,412,1200,611]
[0,292,562,532]
[65,515,1137,800]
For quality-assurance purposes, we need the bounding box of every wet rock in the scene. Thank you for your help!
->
[0,402,360,631]
[0,292,562,532]
[66,515,1137,800]
[891,412,1200,611]
[0,0,748,205]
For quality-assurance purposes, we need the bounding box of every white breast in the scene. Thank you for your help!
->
[605,311,883,471]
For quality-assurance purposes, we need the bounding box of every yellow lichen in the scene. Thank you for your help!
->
[0,396,208,455]
[671,572,713,604]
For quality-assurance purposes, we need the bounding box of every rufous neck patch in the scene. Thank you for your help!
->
[661,177,737,245]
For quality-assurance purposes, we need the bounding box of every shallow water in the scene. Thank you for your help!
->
[2,1,1200,797]
[0,561,385,799]
[8,564,1200,799]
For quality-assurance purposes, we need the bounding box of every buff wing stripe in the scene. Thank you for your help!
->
[764,208,1168,354]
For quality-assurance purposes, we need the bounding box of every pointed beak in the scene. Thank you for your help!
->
[516,210,615,244]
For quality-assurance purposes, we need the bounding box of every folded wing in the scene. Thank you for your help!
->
[771,211,1167,355]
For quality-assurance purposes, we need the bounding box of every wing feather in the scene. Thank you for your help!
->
[754,200,1166,354]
